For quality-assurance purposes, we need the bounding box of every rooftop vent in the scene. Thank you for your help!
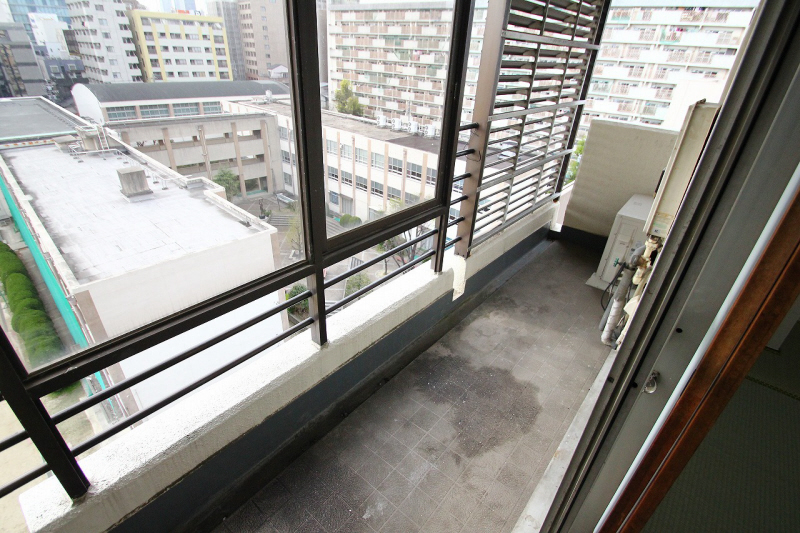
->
[117,166,153,201]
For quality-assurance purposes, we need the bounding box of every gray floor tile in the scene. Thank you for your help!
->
[376,470,415,507]
[398,486,438,528]
[357,490,395,531]
[223,501,268,533]
[378,509,420,533]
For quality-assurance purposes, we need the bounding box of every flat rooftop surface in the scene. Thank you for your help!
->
[1,146,262,284]
[251,101,456,154]
[216,241,609,533]
[0,99,84,142]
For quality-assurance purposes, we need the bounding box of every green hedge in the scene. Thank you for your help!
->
[0,246,62,367]
[339,214,363,228]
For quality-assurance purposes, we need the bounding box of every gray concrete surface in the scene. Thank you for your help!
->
[215,241,610,533]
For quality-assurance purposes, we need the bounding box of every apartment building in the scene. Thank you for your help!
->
[326,0,487,128]
[208,0,245,80]
[67,0,141,83]
[0,21,46,96]
[238,0,289,80]
[3,0,69,40]
[584,0,758,131]
[128,10,232,82]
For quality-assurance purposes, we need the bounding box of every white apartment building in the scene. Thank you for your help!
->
[584,0,758,131]
[66,0,141,83]
[128,10,232,82]
[326,0,487,130]
[28,13,70,58]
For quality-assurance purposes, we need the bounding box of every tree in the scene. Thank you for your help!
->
[286,215,304,257]
[213,168,240,201]
[376,200,425,270]
[565,138,586,184]
[286,284,309,317]
[334,80,364,117]
[345,273,371,296]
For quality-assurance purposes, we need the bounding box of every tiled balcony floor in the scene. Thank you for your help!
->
[216,241,610,533]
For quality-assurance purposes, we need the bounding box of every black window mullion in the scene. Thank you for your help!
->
[0,332,90,499]
[432,0,477,271]
[285,0,328,345]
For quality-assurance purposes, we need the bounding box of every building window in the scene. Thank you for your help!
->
[426,167,437,186]
[328,166,338,181]
[175,59,187,65]
[284,172,293,187]
[329,191,339,205]
[192,72,207,77]
[139,104,169,118]
[170,33,181,39]
[173,46,185,52]
[355,148,368,164]
[278,126,288,140]
[405,192,419,205]
[371,181,383,197]
[387,186,401,200]
[326,139,337,154]
[106,106,136,120]
[407,163,422,181]
[203,101,222,114]
[371,153,384,169]
[281,150,291,164]
[173,103,200,116]
[340,145,352,160]
[341,170,352,185]
[356,175,367,191]
[388,157,403,174]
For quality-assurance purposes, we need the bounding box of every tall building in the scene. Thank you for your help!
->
[160,0,196,13]
[238,0,289,80]
[4,0,69,40]
[128,10,232,82]
[67,0,141,83]
[0,21,46,96]
[325,0,487,127]
[584,1,758,131]
[28,12,69,58]
[208,0,245,80]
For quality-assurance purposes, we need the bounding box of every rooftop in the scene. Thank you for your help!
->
[0,146,263,284]
[0,99,85,142]
[76,81,284,104]
[250,100,456,154]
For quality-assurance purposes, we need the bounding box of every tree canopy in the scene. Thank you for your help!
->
[334,80,364,117]
[213,168,240,201]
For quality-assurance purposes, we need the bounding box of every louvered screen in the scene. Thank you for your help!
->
[471,0,606,246]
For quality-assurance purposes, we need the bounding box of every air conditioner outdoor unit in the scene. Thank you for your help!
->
[391,118,403,131]
[586,194,653,290]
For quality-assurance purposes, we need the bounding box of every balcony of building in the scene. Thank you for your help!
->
[211,239,610,533]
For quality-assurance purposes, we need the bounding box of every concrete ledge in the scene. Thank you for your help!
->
[20,205,557,533]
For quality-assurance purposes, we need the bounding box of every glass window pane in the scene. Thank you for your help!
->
[317,0,456,236]
[0,5,305,372]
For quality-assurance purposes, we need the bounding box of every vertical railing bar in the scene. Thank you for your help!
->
[455,0,514,257]
[432,0,476,272]
[285,0,328,345]
[0,331,89,499]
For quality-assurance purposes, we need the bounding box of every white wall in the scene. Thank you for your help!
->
[77,230,275,340]
[564,120,678,237]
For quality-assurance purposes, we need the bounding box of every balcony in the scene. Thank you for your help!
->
[197,241,611,533]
